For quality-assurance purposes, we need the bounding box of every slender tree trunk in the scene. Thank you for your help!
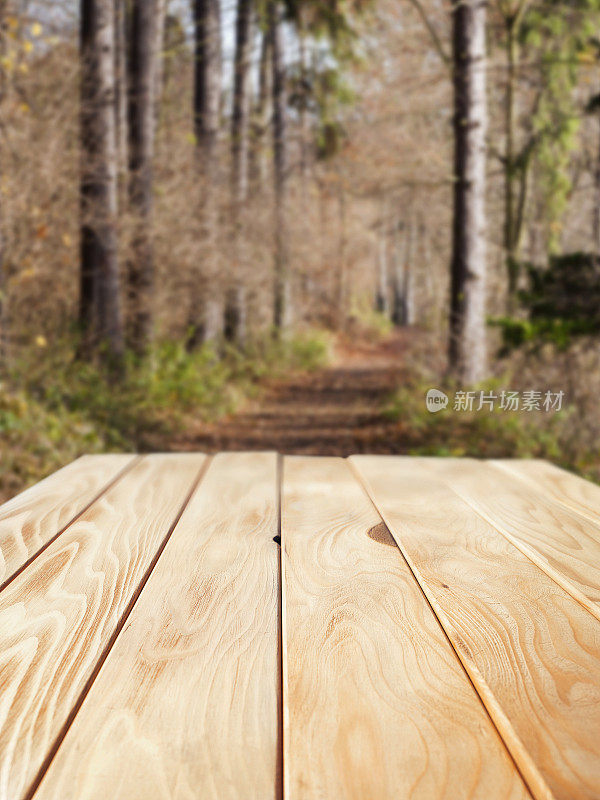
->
[80,0,124,361]
[154,0,167,122]
[336,186,347,329]
[114,0,128,178]
[392,218,414,327]
[0,2,7,367]
[224,0,253,343]
[298,12,310,206]
[375,225,389,315]
[448,0,487,383]
[188,0,222,348]
[127,0,158,355]
[504,15,518,307]
[593,114,600,257]
[252,31,272,188]
[403,219,416,325]
[270,0,290,331]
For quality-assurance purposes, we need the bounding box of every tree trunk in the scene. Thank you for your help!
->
[224,0,253,343]
[448,0,487,383]
[270,0,290,332]
[114,0,128,178]
[504,15,519,307]
[375,226,389,316]
[593,114,600,257]
[80,0,124,361]
[0,2,7,367]
[336,186,347,329]
[392,218,414,327]
[253,30,272,188]
[127,0,158,355]
[188,0,222,348]
[154,0,167,123]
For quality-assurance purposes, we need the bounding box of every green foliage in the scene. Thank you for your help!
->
[514,0,600,250]
[385,377,568,462]
[491,252,600,351]
[1,331,331,500]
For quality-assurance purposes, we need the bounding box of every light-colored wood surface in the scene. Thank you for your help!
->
[429,458,600,620]
[282,456,530,800]
[0,454,136,590]
[0,454,204,800]
[33,452,280,800]
[494,459,600,529]
[2,453,600,800]
[351,456,600,800]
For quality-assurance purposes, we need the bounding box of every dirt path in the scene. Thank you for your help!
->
[172,330,411,456]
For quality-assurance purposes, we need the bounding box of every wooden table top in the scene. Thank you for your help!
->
[0,453,599,800]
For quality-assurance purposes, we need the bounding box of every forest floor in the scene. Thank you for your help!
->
[169,329,412,455]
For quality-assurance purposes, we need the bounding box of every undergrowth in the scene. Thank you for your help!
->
[0,329,331,501]
[385,374,598,481]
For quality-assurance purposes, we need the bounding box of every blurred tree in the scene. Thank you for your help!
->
[114,0,127,177]
[224,0,253,344]
[127,0,162,355]
[251,28,272,188]
[493,0,600,305]
[448,0,488,383]
[0,1,6,367]
[79,0,124,361]
[188,0,222,348]
[269,0,290,331]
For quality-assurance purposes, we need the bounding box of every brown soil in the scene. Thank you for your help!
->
[170,330,411,456]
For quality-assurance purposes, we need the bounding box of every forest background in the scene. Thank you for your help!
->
[2,0,600,501]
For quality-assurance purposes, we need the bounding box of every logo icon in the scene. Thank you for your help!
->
[426,388,449,413]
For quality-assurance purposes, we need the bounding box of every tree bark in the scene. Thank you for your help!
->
[127,0,158,355]
[224,0,253,343]
[80,0,124,361]
[594,115,600,257]
[375,225,389,316]
[392,218,415,327]
[188,0,222,348]
[269,0,290,332]
[114,0,128,178]
[254,30,272,188]
[448,0,487,383]
[154,0,167,123]
[0,1,7,367]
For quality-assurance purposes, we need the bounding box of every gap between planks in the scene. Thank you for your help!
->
[32,453,281,800]
[0,454,209,800]
[0,454,140,594]
[351,456,600,800]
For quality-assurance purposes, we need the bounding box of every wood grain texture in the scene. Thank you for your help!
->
[352,455,600,800]
[0,455,136,590]
[428,458,600,620]
[33,452,280,800]
[0,454,205,800]
[282,456,530,800]
[493,459,600,529]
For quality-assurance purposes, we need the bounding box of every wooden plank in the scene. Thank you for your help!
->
[352,455,600,800]
[282,456,530,800]
[493,459,600,530]
[429,457,600,621]
[0,453,205,800]
[0,455,136,590]
[32,452,280,800]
